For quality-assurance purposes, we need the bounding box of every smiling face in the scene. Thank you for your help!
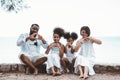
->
[30,25,39,34]
[80,30,88,38]
[53,33,60,43]
[80,26,90,38]
[67,37,74,44]
[29,24,39,35]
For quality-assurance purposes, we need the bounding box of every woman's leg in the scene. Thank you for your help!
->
[20,54,38,75]
[78,65,84,78]
[84,66,89,79]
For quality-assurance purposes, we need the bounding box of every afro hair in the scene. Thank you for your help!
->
[53,27,65,37]
[64,32,78,41]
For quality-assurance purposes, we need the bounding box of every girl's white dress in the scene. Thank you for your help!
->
[64,46,77,63]
[17,33,48,63]
[46,47,61,74]
[74,40,95,75]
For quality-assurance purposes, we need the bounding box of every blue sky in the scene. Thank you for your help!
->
[0,0,120,37]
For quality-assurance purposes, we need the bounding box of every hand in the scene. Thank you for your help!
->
[38,35,43,40]
[31,33,38,38]
[56,43,61,49]
[79,38,84,44]
[84,37,93,42]
[66,42,72,48]
[50,43,61,49]
[26,33,37,41]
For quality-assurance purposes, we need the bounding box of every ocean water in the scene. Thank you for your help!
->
[0,36,120,65]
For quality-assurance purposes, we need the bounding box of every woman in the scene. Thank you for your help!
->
[74,26,102,79]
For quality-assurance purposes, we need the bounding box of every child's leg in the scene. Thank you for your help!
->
[61,58,68,73]
[78,65,84,78]
[50,67,56,76]
[70,58,76,73]
[84,66,89,79]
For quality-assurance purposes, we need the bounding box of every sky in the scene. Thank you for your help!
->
[0,0,120,37]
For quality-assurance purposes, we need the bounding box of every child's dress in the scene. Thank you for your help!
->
[74,40,95,75]
[46,47,61,74]
[64,46,76,63]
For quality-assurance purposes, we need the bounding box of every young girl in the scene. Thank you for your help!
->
[61,32,78,73]
[17,24,48,75]
[45,27,65,76]
[74,26,102,79]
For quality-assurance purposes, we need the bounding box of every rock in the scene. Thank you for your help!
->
[0,64,11,72]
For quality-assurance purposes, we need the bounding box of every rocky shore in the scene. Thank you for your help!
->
[0,63,120,73]
[0,64,120,80]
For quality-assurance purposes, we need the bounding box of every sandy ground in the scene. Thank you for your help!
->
[0,72,120,80]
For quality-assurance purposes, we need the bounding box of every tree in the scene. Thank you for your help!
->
[0,0,29,13]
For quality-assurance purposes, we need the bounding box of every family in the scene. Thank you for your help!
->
[17,24,102,79]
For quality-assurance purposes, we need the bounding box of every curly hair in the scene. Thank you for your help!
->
[64,32,78,41]
[53,27,65,38]
[64,32,70,40]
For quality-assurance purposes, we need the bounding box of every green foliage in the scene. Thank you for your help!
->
[0,0,29,13]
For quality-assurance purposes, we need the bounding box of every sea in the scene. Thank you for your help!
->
[0,36,120,65]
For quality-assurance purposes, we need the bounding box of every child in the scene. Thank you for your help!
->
[17,24,48,75]
[45,27,65,76]
[74,26,102,79]
[61,32,78,73]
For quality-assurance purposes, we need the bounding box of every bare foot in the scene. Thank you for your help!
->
[79,74,84,78]
[52,72,56,76]
[25,67,30,75]
[33,69,38,75]
[56,72,61,75]
[62,69,67,74]
[84,74,88,79]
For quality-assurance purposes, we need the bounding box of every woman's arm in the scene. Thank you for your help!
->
[90,37,102,44]
[74,39,83,52]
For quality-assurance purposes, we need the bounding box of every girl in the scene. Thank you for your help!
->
[17,24,48,75]
[45,27,65,76]
[61,32,78,73]
[74,26,102,79]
